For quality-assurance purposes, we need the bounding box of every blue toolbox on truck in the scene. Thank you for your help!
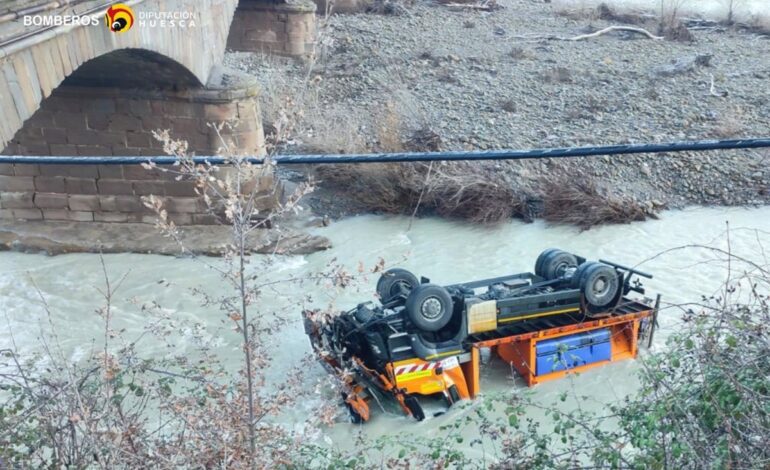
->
[535,328,611,375]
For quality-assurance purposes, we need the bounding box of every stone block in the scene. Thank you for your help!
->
[40,164,98,178]
[128,100,152,116]
[0,176,35,192]
[115,147,142,156]
[99,195,117,211]
[77,145,113,157]
[126,132,152,148]
[133,181,166,196]
[34,176,66,193]
[87,114,111,131]
[49,144,79,155]
[108,115,143,132]
[68,211,94,222]
[42,127,68,144]
[34,192,69,209]
[0,209,13,219]
[94,212,129,222]
[11,164,40,176]
[1,192,34,209]
[165,196,204,213]
[204,103,239,121]
[12,208,43,220]
[192,213,219,225]
[123,165,167,181]
[53,111,88,130]
[0,164,13,176]
[42,209,71,220]
[164,181,199,197]
[97,165,124,179]
[168,213,193,225]
[65,178,98,194]
[69,194,100,211]
[83,98,116,115]
[115,195,144,212]
[16,143,50,155]
[67,129,126,147]
[97,179,134,195]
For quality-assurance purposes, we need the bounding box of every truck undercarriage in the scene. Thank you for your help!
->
[303,248,657,423]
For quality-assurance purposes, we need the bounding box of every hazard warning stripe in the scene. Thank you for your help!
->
[393,357,459,376]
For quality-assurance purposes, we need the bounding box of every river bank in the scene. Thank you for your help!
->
[226,0,770,223]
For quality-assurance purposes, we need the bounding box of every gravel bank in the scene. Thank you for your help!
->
[224,0,770,221]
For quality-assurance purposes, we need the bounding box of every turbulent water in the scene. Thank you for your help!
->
[2,206,770,450]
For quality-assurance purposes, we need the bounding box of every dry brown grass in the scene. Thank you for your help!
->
[317,163,529,224]
[710,106,745,139]
[539,176,655,230]
[376,101,405,152]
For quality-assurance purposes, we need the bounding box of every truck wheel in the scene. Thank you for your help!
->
[542,251,578,280]
[570,261,594,289]
[405,284,454,332]
[580,263,620,309]
[535,248,560,278]
[377,268,419,303]
[404,395,425,421]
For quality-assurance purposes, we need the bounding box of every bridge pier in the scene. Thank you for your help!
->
[0,83,277,226]
[226,0,317,57]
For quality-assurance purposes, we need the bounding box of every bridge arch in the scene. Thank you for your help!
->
[0,0,239,148]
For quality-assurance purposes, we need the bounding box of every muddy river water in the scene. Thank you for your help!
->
[2,206,770,454]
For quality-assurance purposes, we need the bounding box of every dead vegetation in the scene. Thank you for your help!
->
[317,162,660,228]
[710,106,745,138]
[316,162,528,224]
[539,176,658,230]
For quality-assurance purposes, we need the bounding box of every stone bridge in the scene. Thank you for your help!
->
[0,0,317,225]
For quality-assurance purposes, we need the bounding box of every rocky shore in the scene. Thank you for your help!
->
[226,0,769,222]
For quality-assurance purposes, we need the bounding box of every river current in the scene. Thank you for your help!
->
[2,205,770,451]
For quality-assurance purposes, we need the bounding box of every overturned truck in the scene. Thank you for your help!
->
[303,249,657,423]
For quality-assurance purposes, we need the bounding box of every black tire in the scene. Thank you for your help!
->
[570,261,594,289]
[447,385,461,406]
[580,263,620,309]
[405,284,454,332]
[542,251,578,280]
[535,248,561,278]
[376,268,419,303]
[345,402,364,424]
[404,395,425,421]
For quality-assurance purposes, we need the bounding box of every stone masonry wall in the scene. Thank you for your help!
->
[227,0,316,57]
[0,85,278,225]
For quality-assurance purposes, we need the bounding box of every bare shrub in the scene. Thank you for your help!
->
[508,46,531,60]
[500,99,517,113]
[539,176,657,229]
[711,106,745,138]
[303,108,369,154]
[596,3,644,24]
[542,66,573,84]
[404,127,443,152]
[317,162,528,224]
[375,100,405,152]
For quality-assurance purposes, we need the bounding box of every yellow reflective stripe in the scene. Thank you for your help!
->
[498,307,579,324]
[424,350,462,360]
[396,370,432,382]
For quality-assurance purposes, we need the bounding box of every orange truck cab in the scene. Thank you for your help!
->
[303,249,658,423]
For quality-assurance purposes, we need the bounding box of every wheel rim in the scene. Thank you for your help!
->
[591,275,610,298]
[420,296,443,321]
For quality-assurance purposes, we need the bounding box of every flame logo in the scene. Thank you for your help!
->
[106,4,135,33]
